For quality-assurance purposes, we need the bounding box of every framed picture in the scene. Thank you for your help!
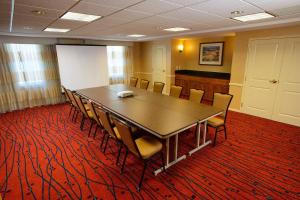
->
[199,42,224,66]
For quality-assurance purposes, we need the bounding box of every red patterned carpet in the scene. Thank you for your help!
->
[0,104,300,200]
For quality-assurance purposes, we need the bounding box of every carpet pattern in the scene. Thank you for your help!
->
[0,104,300,200]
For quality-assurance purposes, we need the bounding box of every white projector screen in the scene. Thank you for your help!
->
[56,45,109,90]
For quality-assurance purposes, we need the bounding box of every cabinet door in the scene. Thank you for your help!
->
[272,37,300,126]
[242,39,285,119]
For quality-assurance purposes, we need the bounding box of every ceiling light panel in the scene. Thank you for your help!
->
[164,27,190,32]
[44,28,70,32]
[233,12,275,22]
[127,34,145,37]
[61,12,101,22]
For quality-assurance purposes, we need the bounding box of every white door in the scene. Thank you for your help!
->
[272,37,300,126]
[152,45,166,91]
[242,39,285,119]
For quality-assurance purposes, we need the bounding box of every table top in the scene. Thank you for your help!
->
[77,84,222,139]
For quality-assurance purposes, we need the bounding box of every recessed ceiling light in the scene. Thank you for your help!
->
[127,34,145,37]
[61,12,101,22]
[231,10,243,15]
[44,28,70,33]
[31,10,46,15]
[233,12,275,22]
[164,27,190,32]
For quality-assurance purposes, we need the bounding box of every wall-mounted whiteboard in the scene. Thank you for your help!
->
[56,45,109,90]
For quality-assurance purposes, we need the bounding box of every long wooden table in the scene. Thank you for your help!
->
[77,84,223,175]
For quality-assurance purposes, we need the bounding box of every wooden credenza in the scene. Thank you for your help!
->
[175,70,230,102]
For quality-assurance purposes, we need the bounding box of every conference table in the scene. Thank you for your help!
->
[77,84,223,175]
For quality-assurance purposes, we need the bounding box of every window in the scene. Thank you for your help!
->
[5,44,45,88]
[107,46,125,83]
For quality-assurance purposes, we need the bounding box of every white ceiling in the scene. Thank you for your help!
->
[0,0,300,41]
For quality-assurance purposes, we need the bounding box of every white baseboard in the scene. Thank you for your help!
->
[229,108,243,113]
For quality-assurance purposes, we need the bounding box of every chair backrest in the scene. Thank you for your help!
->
[189,89,204,103]
[61,86,71,102]
[66,89,79,108]
[212,93,233,121]
[169,85,183,98]
[86,100,102,126]
[114,119,140,157]
[153,82,165,94]
[140,79,150,90]
[129,77,138,87]
[96,108,118,139]
[74,94,89,118]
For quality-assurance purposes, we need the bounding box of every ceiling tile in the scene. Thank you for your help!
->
[271,5,300,16]
[70,2,120,17]
[244,0,300,11]
[109,9,151,22]
[164,0,209,6]
[13,4,63,19]
[159,7,224,24]
[15,0,78,11]
[82,0,144,9]
[69,17,129,35]
[190,0,263,18]
[127,0,181,15]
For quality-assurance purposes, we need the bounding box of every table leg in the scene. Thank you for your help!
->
[188,121,211,156]
[154,134,186,176]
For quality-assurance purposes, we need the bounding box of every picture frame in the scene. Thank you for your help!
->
[199,42,224,66]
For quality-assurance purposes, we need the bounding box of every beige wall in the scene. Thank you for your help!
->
[171,36,235,73]
[230,24,300,110]
[133,39,172,91]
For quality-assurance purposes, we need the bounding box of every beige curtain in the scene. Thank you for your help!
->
[0,44,63,113]
[107,46,133,85]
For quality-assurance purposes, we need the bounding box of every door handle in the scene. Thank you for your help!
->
[269,79,278,84]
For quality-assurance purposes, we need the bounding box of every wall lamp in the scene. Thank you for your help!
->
[178,44,184,53]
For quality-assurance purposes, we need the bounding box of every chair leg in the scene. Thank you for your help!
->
[100,133,107,150]
[80,116,85,131]
[213,128,218,146]
[224,125,227,139]
[103,135,110,153]
[88,121,94,137]
[121,149,128,174]
[116,143,123,165]
[93,125,99,139]
[74,111,79,122]
[160,151,165,171]
[137,161,148,192]
[71,110,77,122]
[68,106,73,117]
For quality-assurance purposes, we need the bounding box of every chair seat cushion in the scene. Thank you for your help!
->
[84,104,90,111]
[208,117,224,127]
[87,110,93,118]
[135,136,162,159]
[113,127,122,140]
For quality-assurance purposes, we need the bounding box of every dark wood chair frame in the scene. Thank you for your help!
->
[208,93,233,146]
[114,119,165,192]
[153,82,165,94]
[140,79,150,90]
